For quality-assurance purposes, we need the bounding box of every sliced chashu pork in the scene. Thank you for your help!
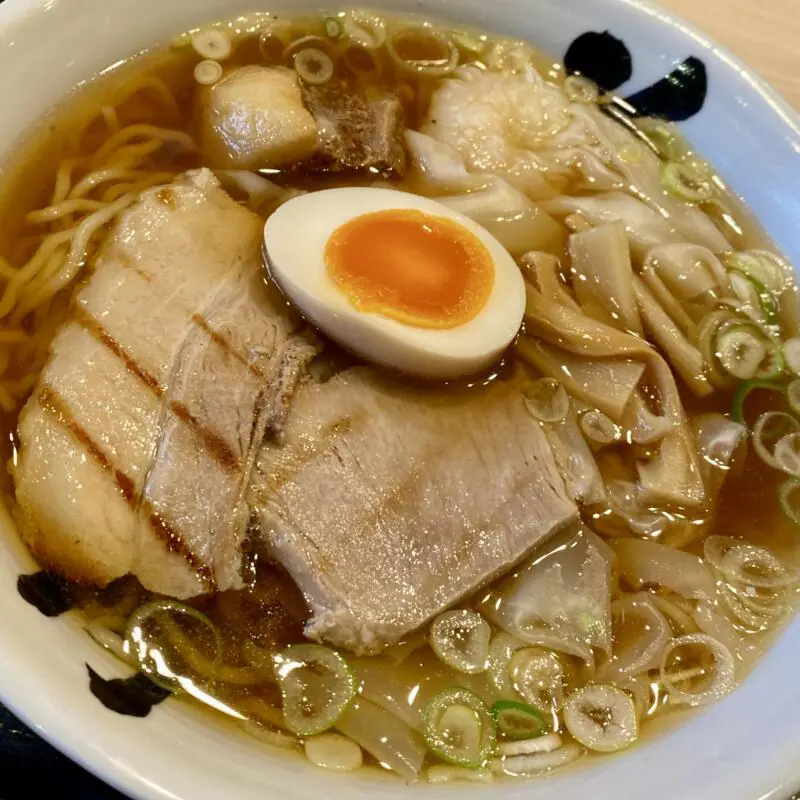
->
[251,369,577,655]
[14,169,318,597]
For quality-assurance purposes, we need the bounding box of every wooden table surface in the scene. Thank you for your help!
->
[661,0,800,109]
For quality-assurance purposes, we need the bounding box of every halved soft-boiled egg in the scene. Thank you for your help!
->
[264,187,525,379]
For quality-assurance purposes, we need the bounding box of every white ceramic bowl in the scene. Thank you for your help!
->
[0,1,798,798]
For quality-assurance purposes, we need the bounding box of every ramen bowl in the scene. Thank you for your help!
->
[0,0,798,798]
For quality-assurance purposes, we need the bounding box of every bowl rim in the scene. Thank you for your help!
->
[0,0,797,799]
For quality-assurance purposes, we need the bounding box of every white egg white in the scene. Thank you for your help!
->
[263,187,525,379]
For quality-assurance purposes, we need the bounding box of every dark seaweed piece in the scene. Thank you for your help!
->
[564,31,632,91]
[87,666,171,718]
[623,56,707,121]
[17,571,77,617]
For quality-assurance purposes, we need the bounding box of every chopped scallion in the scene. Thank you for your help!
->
[323,16,343,38]
[779,477,800,529]
[293,48,334,84]
[724,251,787,295]
[716,328,767,380]
[430,610,491,674]
[452,31,486,58]
[191,29,232,61]
[731,378,784,425]
[728,269,778,326]
[638,120,684,162]
[491,700,548,741]
[274,644,355,735]
[784,338,800,376]
[563,685,638,752]
[661,160,713,204]
[423,688,496,768]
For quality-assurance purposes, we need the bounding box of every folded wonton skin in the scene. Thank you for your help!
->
[13,169,318,597]
[251,368,578,655]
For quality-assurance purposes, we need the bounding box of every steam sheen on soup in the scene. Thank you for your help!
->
[1,8,798,785]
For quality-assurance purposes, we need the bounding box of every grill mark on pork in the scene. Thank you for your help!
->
[169,401,242,473]
[257,414,358,493]
[73,305,161,393]
[74,305,242,473]
[36,386,215,588]
[146,507,216,588]
[190,312,264,380]
[116,252,153,283]
[37,387,137,503]
[132,266,154,283]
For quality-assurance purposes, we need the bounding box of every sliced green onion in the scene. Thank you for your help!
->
[192,29,232,61]
[304,733,363,772]
[274,644,355,735]
[427,764,494,784]
[523,378,569,423]
[718,584,777,631]
[716,328,767,380]
[563,685,638,753]
[283,35,334,61]
[509,648,565,713]
[715,320,782,380]
[728,270,779,326]
[731,378,784,425]
[580,409,621,447]
[488,633,526,697]
[491,700,548,741]
[492,743,583,776]
[430,610,490,674]
[758,345,784,380]
[86,622,137,667]
[194,59,224,86]
[293,48,334,84]
[779,478,800,529]
[258,20,294,62]
[125,600,222,688]
[724,251,787,295]
[774,432,800,476]
[323,16,343,38]
[451,31,486,58]
[497,731,561,756]
[784,338,800,376]
[704,535,798,589]
[342,10,386,49]
[662,161,713,204]
[386,28,459,77]
[639,120,684,162]
[423,688,496,768]
[564,74,600,104]
[752,411,800,470]
[342,44,382,76]
[659,634,735,706]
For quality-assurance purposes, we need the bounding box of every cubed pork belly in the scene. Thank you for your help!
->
[299,81,406,176]
[13,169,318,597]
[199,67,319,169]
[250,369,577,654]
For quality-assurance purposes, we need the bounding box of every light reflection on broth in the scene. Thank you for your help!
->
[0,7,798,786]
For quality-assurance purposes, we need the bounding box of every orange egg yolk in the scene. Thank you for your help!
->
[325,209,494,329]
